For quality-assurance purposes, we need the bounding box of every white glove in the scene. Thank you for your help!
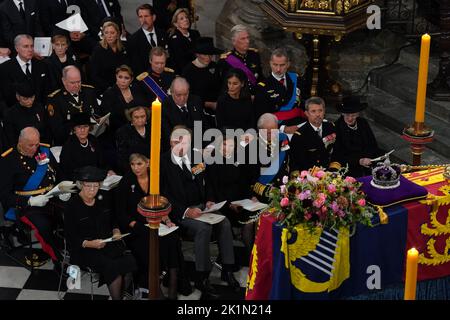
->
[28,195,49,207]
[58,193,71,202]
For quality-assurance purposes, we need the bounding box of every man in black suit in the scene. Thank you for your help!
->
[0,0,43,50]
[0,34,49,109]
[254,48,308,136]
[128,4,168,76]
[46,65,100,145]
[161,77,209,152]
[38,0,77,36]
[289,96,337,173]
[77,0,123,39]
[161,126,239,299]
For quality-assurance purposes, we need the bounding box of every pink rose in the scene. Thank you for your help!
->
[313,198,325,208]
[315,170,326,179]
[280,185,286,194]
[305,212,312,220]
[357,198,366,206]
[345,176,356,184]
[280,197,290,207]
[317,193,327,202]
[327,184,337,193]
[300,170,308,178]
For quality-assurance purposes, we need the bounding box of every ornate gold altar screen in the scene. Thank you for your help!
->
[260,0,374,98]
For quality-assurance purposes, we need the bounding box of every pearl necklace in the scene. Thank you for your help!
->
[80,140,89,148]
[347,123,358,131]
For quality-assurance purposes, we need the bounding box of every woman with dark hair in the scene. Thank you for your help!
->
[101,65,148,134]
[115,106,151,174]
[216,68,255,130]
[59,112,114,181]
[64,166,137,300]
[167,8,201,73]
[89,21,129,96]
[205,131,256,257]
[115,153,189,299]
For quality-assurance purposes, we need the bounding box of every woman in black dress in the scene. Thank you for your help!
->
[44,32,82,92]
[167,8,201,74]
[216,68,255,130]
[101,65,148,134]
[64,166,137,300]
[332,96,381,177]
[115,106,151,174]
[115,153,187,299]
[89,21,129,96]
[182,37,223,116]
[205,133,256,256]
[60,112,114,180]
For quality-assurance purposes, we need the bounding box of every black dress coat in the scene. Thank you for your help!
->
[167,28,200,74]
[59,134,108,181]
[64,193,136,285]
[332,116,381,177]
[114,171,183,275]
[89,44,129,96]
[216,93,255,130]
[115,123,150,174]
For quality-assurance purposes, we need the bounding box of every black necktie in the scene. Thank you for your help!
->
[96,0,108,19]
[148,32,156,47]
[25,62,31,77]
[181,158,194,180]
[19,1,26,20]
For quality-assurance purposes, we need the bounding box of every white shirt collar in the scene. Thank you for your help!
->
[13,0,24,11]
[142,27,155,35]
[310,123,322,132]
[272,72,285,82]
[172,153,189,167]
[16,55,31,72]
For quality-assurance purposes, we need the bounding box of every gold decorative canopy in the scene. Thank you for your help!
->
[261,0,373,40]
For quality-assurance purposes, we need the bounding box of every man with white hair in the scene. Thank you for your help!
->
[46,65,100,145]
[246,113,291,202]
[161,76,208,151]
[0,34,49,109]
[0,127,67,266]
[217,24,263,93]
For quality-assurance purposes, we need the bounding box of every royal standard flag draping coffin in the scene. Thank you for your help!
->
[403,168,450,281]
[270,222,350,300]
[246,215,277,300]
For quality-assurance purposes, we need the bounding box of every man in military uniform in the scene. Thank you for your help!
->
[247,113,291,203]
[3,82,50,147]
[0,127,69,264]
[136,46,176,103]
[254,48,308,136]
[46,65,100,145]
[217,24,263,94]
[290,97,337,173]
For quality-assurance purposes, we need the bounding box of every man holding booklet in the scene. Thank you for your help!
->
[161,126,240,299]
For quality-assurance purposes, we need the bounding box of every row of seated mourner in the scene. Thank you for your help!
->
[0,1,383,300]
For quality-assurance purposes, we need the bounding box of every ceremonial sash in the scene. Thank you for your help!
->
[138,73,168,102]
[274,72,305,121]
[257,133,288,185]
[225,54,257,86]
[5,147,50,221]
